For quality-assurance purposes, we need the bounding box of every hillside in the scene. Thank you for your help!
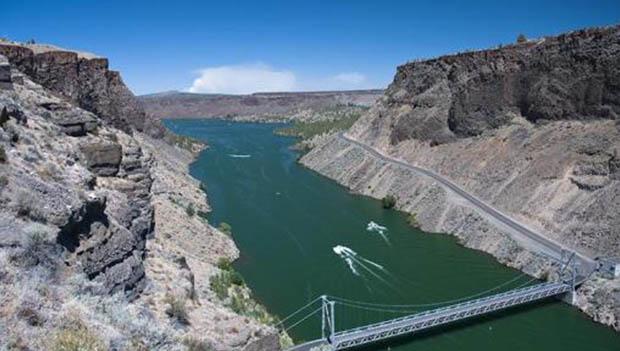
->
[301,25,620,330]
[0,41,280,350]
[139,89,383,121]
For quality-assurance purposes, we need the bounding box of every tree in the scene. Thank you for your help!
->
[218,222,233,236]
[516,34,527,44]
[382,195,397,209]
[185,203,195,217]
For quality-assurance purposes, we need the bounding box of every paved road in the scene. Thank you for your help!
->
[338,133,595,275]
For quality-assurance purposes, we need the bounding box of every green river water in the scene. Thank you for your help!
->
[164,119,619,351]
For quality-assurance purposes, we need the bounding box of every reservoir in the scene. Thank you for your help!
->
[164,119,620,351]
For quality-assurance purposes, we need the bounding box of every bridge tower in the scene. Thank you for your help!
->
[321,295,336,344]
[560,250,578,304]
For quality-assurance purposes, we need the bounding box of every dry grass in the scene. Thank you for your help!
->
[36,161,63,182]
[183,336,213,351]
[14,190,47,223]
[51,324,107,351]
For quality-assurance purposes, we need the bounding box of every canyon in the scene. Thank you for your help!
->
[0,22,619,351]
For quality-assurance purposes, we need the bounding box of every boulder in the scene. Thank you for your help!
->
[81,142,122,176]
[40,102,99,136]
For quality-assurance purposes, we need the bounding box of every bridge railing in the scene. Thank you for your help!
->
[331,282,572,349]
[333,282,564,337]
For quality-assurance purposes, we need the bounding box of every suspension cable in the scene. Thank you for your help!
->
[282,306,323,333]
[328,273,533,309]
[335,276,541,314]
[276,296,322,328]
[336,301,420,314]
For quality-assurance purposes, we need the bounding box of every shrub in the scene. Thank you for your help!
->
[183,337,213,351]
[37,162,62,181]
[7,335,29,351]
[0,107,8,127]
[0,175,8,189]
[0,145,7,163]
[210,272,230,300]
[218,222,232,236]
[14,190,47,223]
[216,257,233,271]
[185,203,195,217]
[197,210,209,221]
[406,213,419,228]
[279,332,294,349]
[229,271,245,286]
[164,294,190,325]
[230,292,247,314]
[52,325,107,351]
[517,33,527,43]
[382,195,397,209]
[19,223,56,268]
[17,306,43,326]
[209,265,245,300]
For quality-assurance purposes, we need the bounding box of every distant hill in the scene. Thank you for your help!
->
[138,89,384,120]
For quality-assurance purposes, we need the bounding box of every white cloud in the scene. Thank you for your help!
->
[331,72,366,85]
[188,63,297,94]
[188,64,373,94]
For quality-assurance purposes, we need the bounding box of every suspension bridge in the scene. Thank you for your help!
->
[280,252,585,351]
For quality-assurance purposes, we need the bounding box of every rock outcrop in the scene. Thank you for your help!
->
[0,41,165,137]
[0,42,279,350]
[354,25,620,146]
[302,25,620,331]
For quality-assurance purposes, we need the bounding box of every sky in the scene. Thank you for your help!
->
[4,0,619,95]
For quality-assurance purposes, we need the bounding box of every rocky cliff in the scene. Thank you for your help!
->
[301,25,620,330]
[0,40,165,138]
[0,42,280,350]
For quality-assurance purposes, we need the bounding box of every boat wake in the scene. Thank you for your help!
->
[332,245,395,290]
[229,154,251,158]
[367,221,390,245]
[333,245,360,276]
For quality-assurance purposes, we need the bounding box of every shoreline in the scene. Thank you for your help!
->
[160,123,294,348]
[299,132,620,332]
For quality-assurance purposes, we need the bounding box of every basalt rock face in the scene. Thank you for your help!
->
[302,25,620,331]
[352,25,620,146]
[0,42,164,137]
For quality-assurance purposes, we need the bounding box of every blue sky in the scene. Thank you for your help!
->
[4,0,619,95]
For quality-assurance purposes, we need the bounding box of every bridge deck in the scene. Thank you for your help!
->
[288,282,571,351]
